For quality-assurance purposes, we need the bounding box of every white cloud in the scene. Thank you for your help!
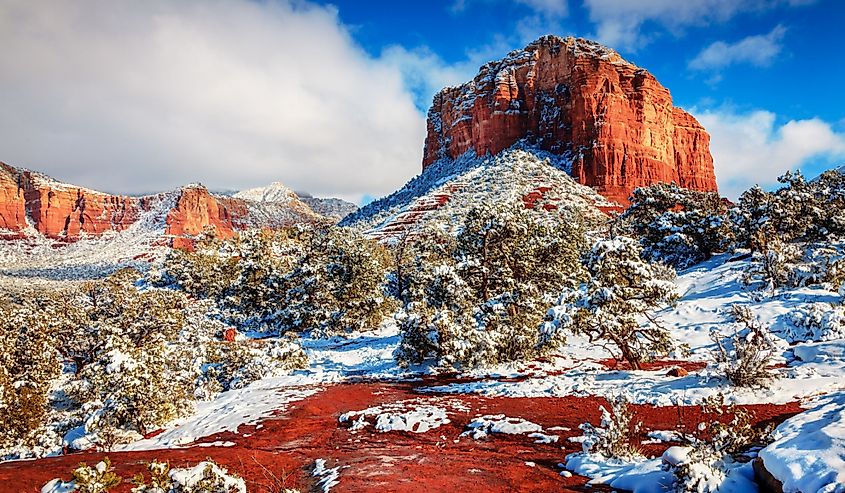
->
[689,25,787,70]
[693,108,845,198]
[516,0,568,17]
[0,0,426,203]
[452,0,567,17]
[583,0,810,50]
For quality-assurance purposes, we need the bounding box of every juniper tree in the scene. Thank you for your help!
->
[0,296,61,448]
[395,202,587,368]
[620,183,731,268]
[280,224,394,336]
[546,236,679,370]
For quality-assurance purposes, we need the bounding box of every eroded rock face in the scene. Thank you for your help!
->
[422,36,718,204]
[0,163,321,246]
[165,185,245,248]
[0,163,139,238]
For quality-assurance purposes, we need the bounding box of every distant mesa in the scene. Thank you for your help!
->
[0,163,351,245]
[422,35,718,205]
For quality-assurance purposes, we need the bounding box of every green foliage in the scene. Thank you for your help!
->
[280,225,395,336]
[0,295,61,448]
[732,170,845,251]
[620,183,732,268]
[71,457,123,492]
[546,236,679,370]
[395,202,586,368]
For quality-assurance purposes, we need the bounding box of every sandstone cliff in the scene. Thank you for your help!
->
[0,164,322,246]
[422,36,718,204]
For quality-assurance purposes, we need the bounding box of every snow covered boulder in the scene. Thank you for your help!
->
[759,392,845,493]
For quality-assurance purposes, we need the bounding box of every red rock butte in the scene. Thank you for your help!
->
[422,36,718,205]
[0,163,320,245]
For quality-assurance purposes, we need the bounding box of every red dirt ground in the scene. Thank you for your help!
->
[0,380,802,493]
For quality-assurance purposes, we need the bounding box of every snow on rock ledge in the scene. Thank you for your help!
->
[759,392,845,493]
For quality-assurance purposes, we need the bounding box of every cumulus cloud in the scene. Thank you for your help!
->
[451,0,567,17]
[0,0,426,203]
[693,108,845,198]
[583,0,810,50]
[689,25,787,70]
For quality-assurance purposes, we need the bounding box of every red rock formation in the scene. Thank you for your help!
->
[0,163,322,246]
[164,185,244,249]
[0,163,139,238]
[423,36,718,204]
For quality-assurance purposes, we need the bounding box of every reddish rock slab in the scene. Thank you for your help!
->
[0,380,802,493]
[423,36,718,205]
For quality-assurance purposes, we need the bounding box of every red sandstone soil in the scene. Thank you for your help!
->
[0,380,802,493]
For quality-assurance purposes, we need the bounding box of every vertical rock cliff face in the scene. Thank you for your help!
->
[0,163,322,245]
[422,36,718,204]
[0,163,140,239]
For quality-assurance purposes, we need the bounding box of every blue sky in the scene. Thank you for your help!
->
[318,0,845,198]
[0,0,842,201]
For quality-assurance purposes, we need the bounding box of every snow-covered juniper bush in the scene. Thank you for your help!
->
[394,201,586,368]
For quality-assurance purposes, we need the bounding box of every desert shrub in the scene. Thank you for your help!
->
[545,236,679,369]
[131,459,246,493]
[669,395,774,493]
[577,396,642,460]
[279,225,395,336]
[202,337,308,393]
[42,457,123,493]
[394,202,586,368]
[46,458,246,493]
[620,183,732,268]
[786,302,845,342]
[73,337,196,446]
[732,170,845,252]
[710,305,779,388]
[0,296,61,449]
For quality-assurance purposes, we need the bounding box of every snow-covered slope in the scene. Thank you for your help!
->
[297,195,358,220]
[234,182,357,221]
[341,144,616,240]
[233,181,299,204]
[0,191,178,286]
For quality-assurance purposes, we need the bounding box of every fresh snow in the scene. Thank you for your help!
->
[124,324,407,451]
[341,144,614,240]
[422,254,845,406]
[759,391,845,493]
[461,415,555,442]
[312,458,342,493]
[340,403,451,434]
[565,453,758,493]
[234,181,299,203]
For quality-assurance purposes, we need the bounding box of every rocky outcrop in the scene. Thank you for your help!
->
[164,185,245,249]
[0,163,139,239]
[422,36,718,204]
[0,163,324,246]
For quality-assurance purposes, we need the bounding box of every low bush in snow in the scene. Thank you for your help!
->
[668,395,775,493]
[544,236,680,370]
[786,302,845,342]
[577,396,642,460]
[200,337,308,395]
[43,457,246,493]
[42,457,123,493]
[710,305,779,388]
